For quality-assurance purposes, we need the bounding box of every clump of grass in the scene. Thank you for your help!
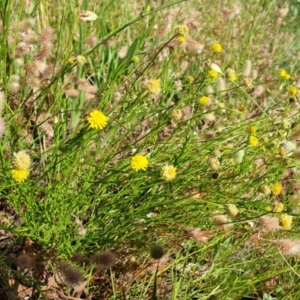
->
[1,0,300,299]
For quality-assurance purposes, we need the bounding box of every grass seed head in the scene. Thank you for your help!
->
[150,244,165,260]
[16,253,35,269]
[0,117,6,138]
[58,261,85,288]
[93,250,116,269]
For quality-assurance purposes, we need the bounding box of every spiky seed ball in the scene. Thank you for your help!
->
[93,250,116,269]
[70,252,86,265]
[16,253,35,269]
[150,244,164,260]
[57,261,84,288]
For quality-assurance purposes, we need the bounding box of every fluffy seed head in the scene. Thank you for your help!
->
[93,250,116,269]
[275,239,300,256]
[243,60,252,77]
[0,117,6,138]
[13,150,31,170]
[259,216,281,231]
[187,228,212,244]
[150,244,165,260]
[57,261,85,288]
[16,254,35,269]
[70,252,86,265]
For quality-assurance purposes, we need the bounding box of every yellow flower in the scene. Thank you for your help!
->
[249,135,259,146]
[229,74,237,82]
[243,78,254,89]
[199,96,210,106]
[211,42,222,53]
[260,185,271,195]
[177,35,186,43]
[11,169,29,183]
[279,69,290,80]
[175,25,189,37]
[87,110,108,130]
[187,75,194,83]
[208,69,219,79]
[133,56,140,62]
[249,125,257,135]
[171,109,183,122]
[131,154,149,171]
[145,79,161,95]
[274,202,284,212]
[76,55,87,65]
[226,68,237,82]
[270,182,283,196]
[288,86,298,97]
[161,164,177,181]
[13,150,31,170]
[68,56,76,64]
[281,214,292,230]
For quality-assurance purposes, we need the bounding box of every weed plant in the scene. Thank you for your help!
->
[1,0,300,299]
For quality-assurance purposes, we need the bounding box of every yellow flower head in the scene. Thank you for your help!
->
[274,202,284,213]
[229,74,237,82]
[226,68,236,80]
[270,182,283,196]
[279,69,291,80]
[281,214,292,230]
[76,55,87,65]
[260,185,271,195]
[131,154,149,171]
[199,96,211,106]
[208,69,219,79]
[288,86,298,97]
[13,150,31,170]
[172,109,183,122]
[243,78,254,89]
[187,75,194,83]
[249,125,257,135]
[68,56,76,64]
[211,42,222,53]
[177,35,186,43]
[161,164,177,181]
[133,55,140,63]
[11,169,29,183]
[249,135,259,146]
[175,25,189,37]
[145,79,161,95]
[87,110,108,130]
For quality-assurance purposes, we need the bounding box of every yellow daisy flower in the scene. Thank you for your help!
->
[12,169,30,183]
[87,110,108,130]
[131,154,149,171]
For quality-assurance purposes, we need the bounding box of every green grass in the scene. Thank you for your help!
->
[1,0,300,299]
